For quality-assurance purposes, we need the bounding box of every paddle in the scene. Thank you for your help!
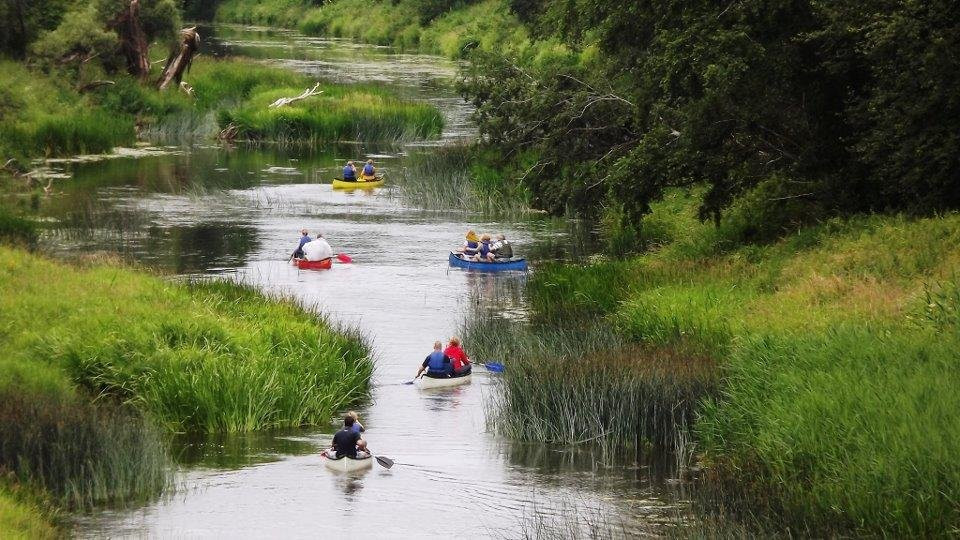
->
[375,455,394,469]
[479,361,505,373]
[402,373,424,385]
[336,253,353,263]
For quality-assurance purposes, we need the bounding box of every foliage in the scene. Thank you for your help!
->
[457,0,960,246]
[30,0,180,73]
[0,489,58,539]
[0,0,74,57]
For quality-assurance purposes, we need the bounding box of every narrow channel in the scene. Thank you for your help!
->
[56,25,687,538]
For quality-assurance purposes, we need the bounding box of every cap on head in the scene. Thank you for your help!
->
[465,230,478,242]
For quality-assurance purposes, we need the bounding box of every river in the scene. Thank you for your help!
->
[44,25,687,538]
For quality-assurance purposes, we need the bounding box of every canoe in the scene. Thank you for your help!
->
[416,372,472,390]
[294,257,332,270]
[323,454,373,473]
[332,176,384,189]
[448,251,528,272]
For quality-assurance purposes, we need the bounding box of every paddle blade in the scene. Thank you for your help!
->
[376,456,394,469]
[336,253,353,263]
[484,362,505,373]
[402,379,415,385]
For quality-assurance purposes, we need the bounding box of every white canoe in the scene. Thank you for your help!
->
[416,373,472,390]
[324,455,373,473]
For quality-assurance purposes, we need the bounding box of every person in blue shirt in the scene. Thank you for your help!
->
[291,228,312,259]
[361,159,376,180]
[342,161,357,181]
[415,341,452,379]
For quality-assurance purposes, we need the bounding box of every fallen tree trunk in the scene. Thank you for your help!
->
[268,82,323,108]
[157,27,201,91]
[112,0,151,81]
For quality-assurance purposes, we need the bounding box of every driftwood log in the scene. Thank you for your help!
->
[111,0,151,80]
[268,83,323,108]
[157,27,200,91]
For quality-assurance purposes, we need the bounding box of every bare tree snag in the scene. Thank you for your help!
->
[268,83,323,108]
[157,27,201,91]
[112,0,151,80]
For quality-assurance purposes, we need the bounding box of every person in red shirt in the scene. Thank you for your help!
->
[444,337,472,376]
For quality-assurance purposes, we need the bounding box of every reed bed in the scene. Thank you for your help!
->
[390,145,530,213]
[516,189,960,535]
[218,87,444,143]
[0,247,374,433]
[0,391,170,510]
[465,310,717,452]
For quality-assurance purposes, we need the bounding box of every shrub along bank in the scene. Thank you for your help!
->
[215,0,532,59]
[471,191,960,535]
[0,246,373,533]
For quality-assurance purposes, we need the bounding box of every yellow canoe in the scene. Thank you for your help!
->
[332,176,384,189]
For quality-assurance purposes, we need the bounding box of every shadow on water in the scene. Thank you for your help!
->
[171,429,323,470]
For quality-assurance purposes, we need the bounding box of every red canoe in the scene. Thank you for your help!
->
[294,258,332,270]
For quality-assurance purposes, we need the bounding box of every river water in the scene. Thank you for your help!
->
[49,25,686,538]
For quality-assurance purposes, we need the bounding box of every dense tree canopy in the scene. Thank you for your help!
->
[461,0,960,241]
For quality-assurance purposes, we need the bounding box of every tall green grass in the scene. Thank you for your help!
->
[0,391,170,510]
[0,208,38,247]
[391,145,529,212]
[464,310,717,453]
[513,188,960,534]
[0,61,136,159]
[0,247,374,433]
[218,85,443,143]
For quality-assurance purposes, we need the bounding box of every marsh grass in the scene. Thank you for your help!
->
[218,86,444,143]
[391,145,529,213]
[0,247,374,433]
[0,391,170,510]
[514,189,960,535]
[465,309,717,454]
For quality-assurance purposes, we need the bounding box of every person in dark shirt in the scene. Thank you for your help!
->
[329,414,368,458]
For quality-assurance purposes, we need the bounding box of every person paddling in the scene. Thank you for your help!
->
[327,414,369,459]
[361,159,376,181]
[445,337,471,376]
[491,233,513,259]
[416,341,452,379]
[342,160,357,182]
[292,228,312,259]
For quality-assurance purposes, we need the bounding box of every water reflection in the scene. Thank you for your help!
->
[172,429,320,469]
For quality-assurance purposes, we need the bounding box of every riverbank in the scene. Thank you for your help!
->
[470,190,960,535]
[0,244,373,534]
[0,54,441,164]
[215,0,534,59]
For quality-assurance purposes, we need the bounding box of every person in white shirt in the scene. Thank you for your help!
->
[302,233,334,261]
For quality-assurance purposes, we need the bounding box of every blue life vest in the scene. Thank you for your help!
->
[479,241,491,257]
[343,165,356,180]
[363,164,374,175]
[427,351,447,371]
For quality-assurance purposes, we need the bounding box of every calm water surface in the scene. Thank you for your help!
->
[46,25,687,538]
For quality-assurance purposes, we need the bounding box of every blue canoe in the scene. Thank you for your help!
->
[448,251,528,272]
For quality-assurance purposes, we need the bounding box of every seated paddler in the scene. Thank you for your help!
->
[416,341,452,379]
